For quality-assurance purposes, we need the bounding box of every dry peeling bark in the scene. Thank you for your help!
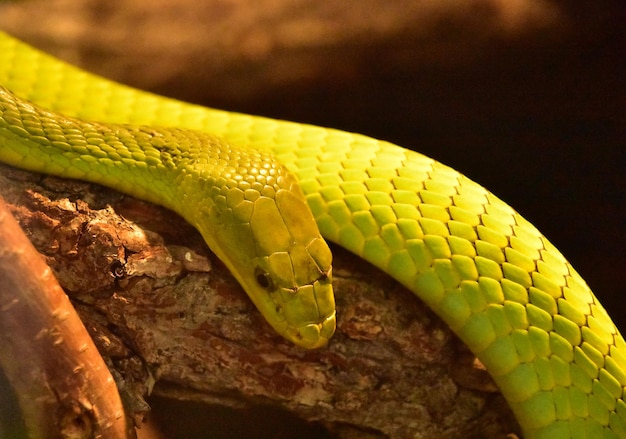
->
[0,196,130,439]
[0,163,520,437]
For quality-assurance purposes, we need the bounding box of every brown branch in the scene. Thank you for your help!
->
[0,163,519,438]
[0,186,130,437]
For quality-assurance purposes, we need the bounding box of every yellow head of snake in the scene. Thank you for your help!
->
[186,143,336,349]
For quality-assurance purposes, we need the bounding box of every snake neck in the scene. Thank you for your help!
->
[1,85,252,217]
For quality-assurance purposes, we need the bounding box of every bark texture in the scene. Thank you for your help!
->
[0,193,130,438]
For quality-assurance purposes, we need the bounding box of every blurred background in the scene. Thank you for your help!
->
[0,0,623,437]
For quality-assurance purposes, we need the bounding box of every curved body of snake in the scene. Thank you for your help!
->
[0,31,624,438]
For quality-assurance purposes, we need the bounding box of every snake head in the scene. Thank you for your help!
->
[243,186,336,349]
[251,230,335,349]
[189,151,336,349]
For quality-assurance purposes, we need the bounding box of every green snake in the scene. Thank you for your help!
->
[0,30,624,439]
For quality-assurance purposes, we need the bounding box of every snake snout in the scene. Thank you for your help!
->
[284,311,336,349]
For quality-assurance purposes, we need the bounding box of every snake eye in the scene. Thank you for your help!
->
[255,268,273,290]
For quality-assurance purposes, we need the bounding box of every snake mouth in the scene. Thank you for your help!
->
[283,312,337,349]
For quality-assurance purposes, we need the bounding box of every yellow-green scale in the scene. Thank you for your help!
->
[299,140,626,438]
[2,31,626,438]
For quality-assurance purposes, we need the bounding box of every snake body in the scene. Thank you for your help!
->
[0,31,624,438]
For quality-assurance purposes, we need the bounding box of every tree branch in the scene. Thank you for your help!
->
[0,185,130,438]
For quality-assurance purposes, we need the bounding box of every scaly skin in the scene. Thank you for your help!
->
[1,31,625,438]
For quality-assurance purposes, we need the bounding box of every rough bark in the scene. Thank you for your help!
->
[0,194,130,438]
[0,164,519,438]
